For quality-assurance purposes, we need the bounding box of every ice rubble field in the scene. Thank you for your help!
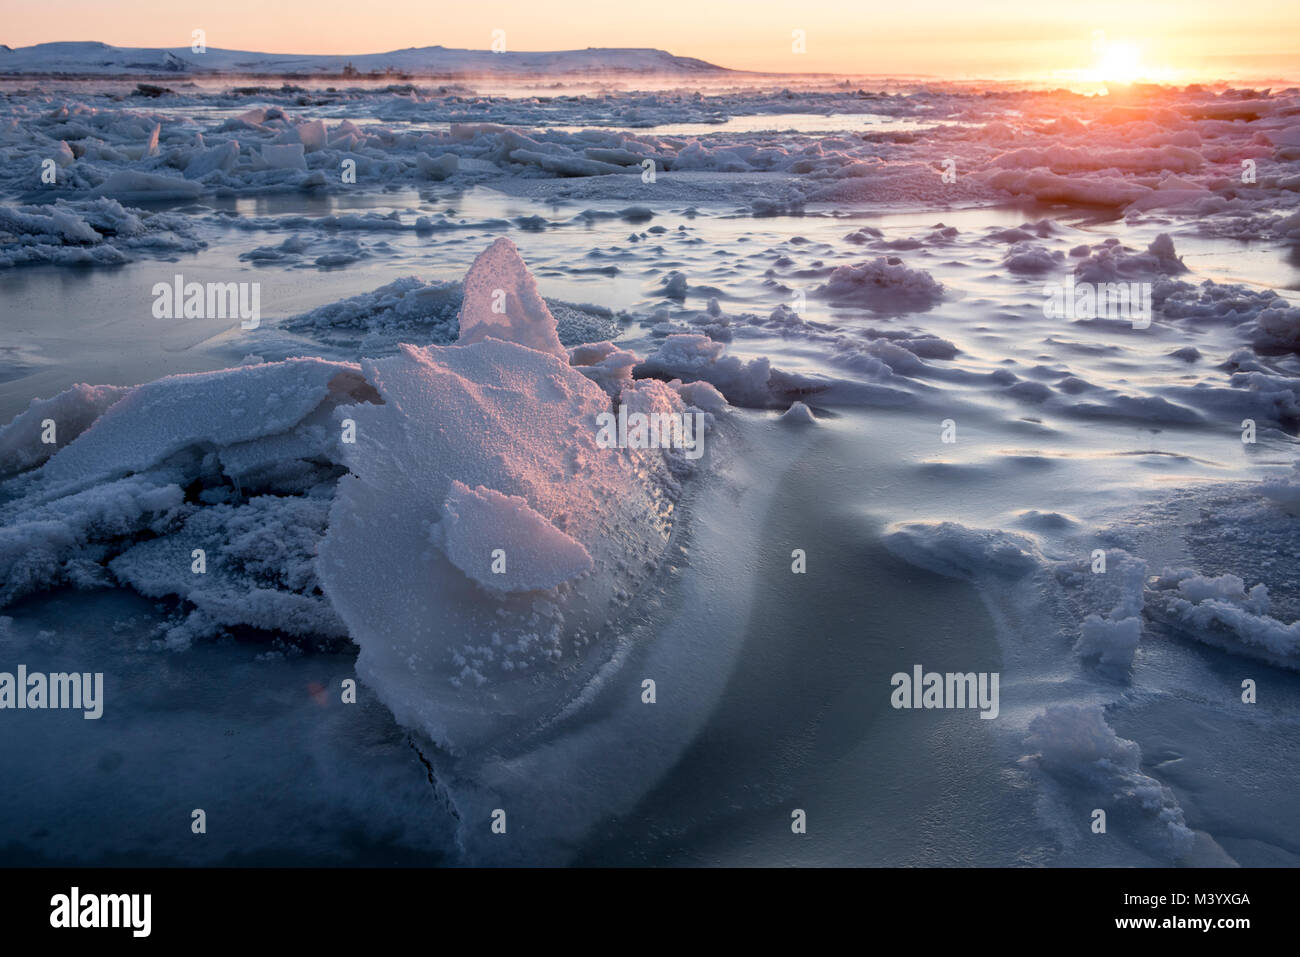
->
[1,77,1300,865]
[1,80,1299,268]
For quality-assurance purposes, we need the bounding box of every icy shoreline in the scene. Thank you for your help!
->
[2,73,1299,866]
[4,81,1299,267]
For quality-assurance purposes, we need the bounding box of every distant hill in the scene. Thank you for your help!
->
[0,41,731,77]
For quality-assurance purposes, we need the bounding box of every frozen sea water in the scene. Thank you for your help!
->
[2,76,1299,866]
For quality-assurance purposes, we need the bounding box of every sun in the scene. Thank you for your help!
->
[1091,35,1146,85]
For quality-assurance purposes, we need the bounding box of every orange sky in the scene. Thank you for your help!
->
[3,0,1299,78]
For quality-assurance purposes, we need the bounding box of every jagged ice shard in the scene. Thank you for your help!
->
[317,238,683,752]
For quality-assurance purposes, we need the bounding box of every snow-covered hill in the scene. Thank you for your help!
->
[0,41,730,77]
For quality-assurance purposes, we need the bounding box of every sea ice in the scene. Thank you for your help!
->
[1023,704,1195,860]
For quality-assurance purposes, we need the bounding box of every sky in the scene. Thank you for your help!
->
[2,0,1299,79]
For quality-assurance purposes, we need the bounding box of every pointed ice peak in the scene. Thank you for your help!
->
[456,237,567,360]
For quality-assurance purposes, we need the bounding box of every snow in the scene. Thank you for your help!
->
[436,480,595,593]
[26,358,370,495]
[780,400,817,424]
[1058,549,1147,672]
[568,341,640,396]
[262,240,706,749]
[636,333,815,408]
[1074,615,1142,669]
[991,143,1205,175]
[0,383,130,478]
[1023,704,1195,860]
[0,198,201,267]
[0,82,1296,249]
[258,143,307,171]
[1148,568,1300,670]
[109,493,346,648]
[318,328,674,741]
[91,170,203,202]
[1260,464,1300,514]
[882,521,1041,579]
[673,379,728,414]
[1071,233,1187,282]
[266,273,612,357]
[183,139,240,179]
[0,358,376,622]
[0,471,187,605]
[986,168,1151,208]
[3,67,1300,865]
[455,238,568,359]
[416,151,459,180]
[0,238,724,689]
[0,42,730,78]
[815,256,945,314]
